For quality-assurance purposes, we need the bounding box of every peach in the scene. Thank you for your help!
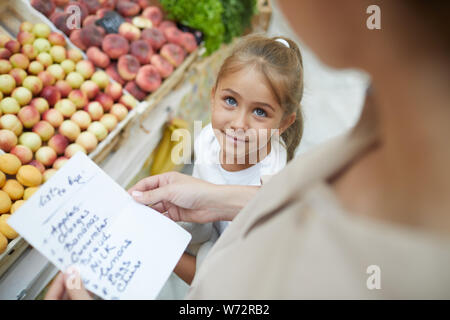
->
[11,87,32,106]
[18,105,40,129]
[60,59,76,75]
[17,31,35,46]
[116,1,140,17]
[118,55,140,81]
[65,143,87,158]
[48,32,66,47]
[53,156,69,170]
[75,60,95,80]
[0,114,23,136]
[80,80,100,99]
[132,17,152,29]
[47,64,66,81]
[106,63,125,86]
[71,110,91,130]
[76,131,98,152]
[66,71,85,89]
[55,79,72,98]
[40,85,61,106]
[86,47,110,69]
[38,70,56,87]
[50,12,72,36]
[31,0,56,18]
[48,134,69,155]
[80,24,104,48]
[68,90,89,109]
[163,27,184,46]
[150,54,173,78]
[67,48,83,62]
[23,76,43,95]
[0,48,12,60]
[19,132,42,152]
[119,22,141,42]
[29,160,45,174]
[70,29,87,51]
[30,97,49,114]
[110,103,128,121]
[105,82,123,102]
[59,120,81,141]
[10,145,33,164]
[0,34,11,48]
[0,74,15,95]
[43,109,64,128]
[158,20,177,33]
[84,101,104,121]
[0,97,20,115]
[135,0,152,10]
[43,168,57,182]
[142,7,163,26]
[37,52,53,68]
[32,23,51,38]
[118,94,137,110]
[23,187,38,201]
[9,68,27,86]
[28,61,44,75]
[19,22,33,33]
[50,46,67,63]
[32,120,55,141]
[141,28,166,50]
[0,129,17,152]
[102,34,129,59]
[130,40,153,64]
[20,44,37,60]
[181,32,198,52]
[55,0,70,6]
[5,40,20,54]
[0,59,12,74]
[91,70,109,89]
[82,0,101,15]
[33,38,51,53]
[87,121,108,141]
[135,65,161,92]
[125,81,147,100]
[0,153,21,175]
[83,15,98,27]
[100,113,118,132]
[160,43,185,67]
[94,93,113,112]
[35,146,57,167]
[55,99,76,118]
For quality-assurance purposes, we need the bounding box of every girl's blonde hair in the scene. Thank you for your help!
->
[215,34,304,161]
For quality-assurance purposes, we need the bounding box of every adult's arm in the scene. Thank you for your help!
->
[128,172,259,223]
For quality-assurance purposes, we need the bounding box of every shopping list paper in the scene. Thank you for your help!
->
[8,152,191,300]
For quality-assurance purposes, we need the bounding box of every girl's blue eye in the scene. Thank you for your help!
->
[254,108,267,117]
[225,97,237,107]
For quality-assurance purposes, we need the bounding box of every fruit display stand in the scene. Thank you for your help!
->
[0,0,202,298]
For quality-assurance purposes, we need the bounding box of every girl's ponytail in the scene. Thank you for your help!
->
[282,105,303,161]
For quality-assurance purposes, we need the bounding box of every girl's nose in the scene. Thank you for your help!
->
[230,110,249,132]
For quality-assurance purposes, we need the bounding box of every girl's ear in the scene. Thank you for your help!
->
[279,112,296,135]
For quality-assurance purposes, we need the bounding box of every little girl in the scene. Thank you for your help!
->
[173,34,305,286]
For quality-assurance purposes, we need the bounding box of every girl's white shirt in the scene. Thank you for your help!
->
[192,123,287,234]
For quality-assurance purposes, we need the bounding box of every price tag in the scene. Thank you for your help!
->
[95,11,125,34]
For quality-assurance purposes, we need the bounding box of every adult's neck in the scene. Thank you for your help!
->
[369,49,450,232]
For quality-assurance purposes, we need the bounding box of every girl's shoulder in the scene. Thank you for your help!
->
[260,137,288,176]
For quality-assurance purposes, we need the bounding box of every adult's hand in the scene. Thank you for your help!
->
[128,172,258,223]
[45,270,92,300]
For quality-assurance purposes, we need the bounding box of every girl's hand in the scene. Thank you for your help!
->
[45,270,92,300]
[128,172,259,223]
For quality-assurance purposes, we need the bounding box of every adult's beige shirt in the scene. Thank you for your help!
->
[187,105,450,299]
